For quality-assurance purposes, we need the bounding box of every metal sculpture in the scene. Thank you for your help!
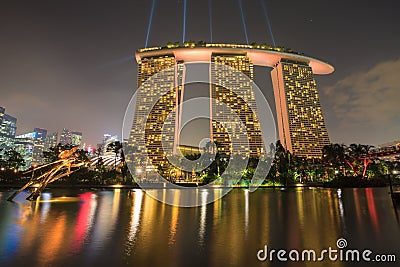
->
[7,146,86,201]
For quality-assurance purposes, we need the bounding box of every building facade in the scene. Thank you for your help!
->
[14,137,34,170]
[210,53,263,157]
[71,131,83,146]
[271,60,330,158]
[0,107,17,156]
[129,43,334,176]
[44,132,58,151]
[32,128,47,165]
[128,55,182,170]
[60,128,72,145]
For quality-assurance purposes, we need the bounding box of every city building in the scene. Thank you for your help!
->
[60,128,72,145]
[102,134,119,154]
[71,131,83,146]
[32,128,47,165]
[33,128,47,141]
[14,137,34,170]
[376,140,400,161]
[44,132,58,151]
[128,43,334,176]
[0,107,17,157]
[210,53,263,157]
[16,128,49,166]
[128,54,182,170]
[271,60,330,158]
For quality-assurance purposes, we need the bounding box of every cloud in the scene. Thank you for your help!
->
[321,59,400,145]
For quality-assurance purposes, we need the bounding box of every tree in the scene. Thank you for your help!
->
[5,149,25,170]
[274,140,291,186]
[347,144,375,179]
[323,143,347,176]
[106,141,123,172]
[359,145,375,179]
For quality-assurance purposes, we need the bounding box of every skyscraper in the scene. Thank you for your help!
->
[44,132,58,151]
[32,128,47,165]
[128,55,182,170]
[71,131,83,146]
[60,128,72,145]
[271,60,330,158]
[0,107,17,155]
[210,53,263,157]
[14,137,34,170]
[129,43,334,176]
[33,128,47,140]
[16,128,48,167]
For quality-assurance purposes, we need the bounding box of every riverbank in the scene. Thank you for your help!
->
[0,179,398,190]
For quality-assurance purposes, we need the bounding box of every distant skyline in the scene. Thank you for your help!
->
[1,0,399,146]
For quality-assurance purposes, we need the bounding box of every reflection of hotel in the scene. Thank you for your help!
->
[128,43,334,171]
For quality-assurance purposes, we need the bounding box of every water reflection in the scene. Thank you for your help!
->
[244,189,249,236]
[199,190,208,245]
[89,190,120,255]
[366,188,379,231]
[125,189,143,256]
[38,192,51,222]
[0,188,399,267]
[168,190,180,245]
[37,213,66,266]
[72,192,97,253]
[337,189,347,234]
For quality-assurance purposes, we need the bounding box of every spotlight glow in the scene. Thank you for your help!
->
[145,0,156,48]
[209,0,213,43]
[259,0,276,46]
[182,0,187,44]
[238,0,249,44]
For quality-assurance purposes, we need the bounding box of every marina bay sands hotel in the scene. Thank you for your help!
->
[128,43,333,170]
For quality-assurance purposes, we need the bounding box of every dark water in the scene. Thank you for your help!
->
[0,187,399,267]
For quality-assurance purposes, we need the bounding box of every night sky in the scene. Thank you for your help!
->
[0,0,399,147]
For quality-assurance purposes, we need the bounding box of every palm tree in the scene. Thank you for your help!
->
[359,144,375,179]
[106,141,123,172]
[323,143,347,176]
[275,140,291,186]
[347,144,375,179]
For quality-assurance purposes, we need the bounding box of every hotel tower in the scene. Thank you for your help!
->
[271,59,330,158]
[128,43,333,173]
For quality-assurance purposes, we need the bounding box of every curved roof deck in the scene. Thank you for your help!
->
[135,43,334,75]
